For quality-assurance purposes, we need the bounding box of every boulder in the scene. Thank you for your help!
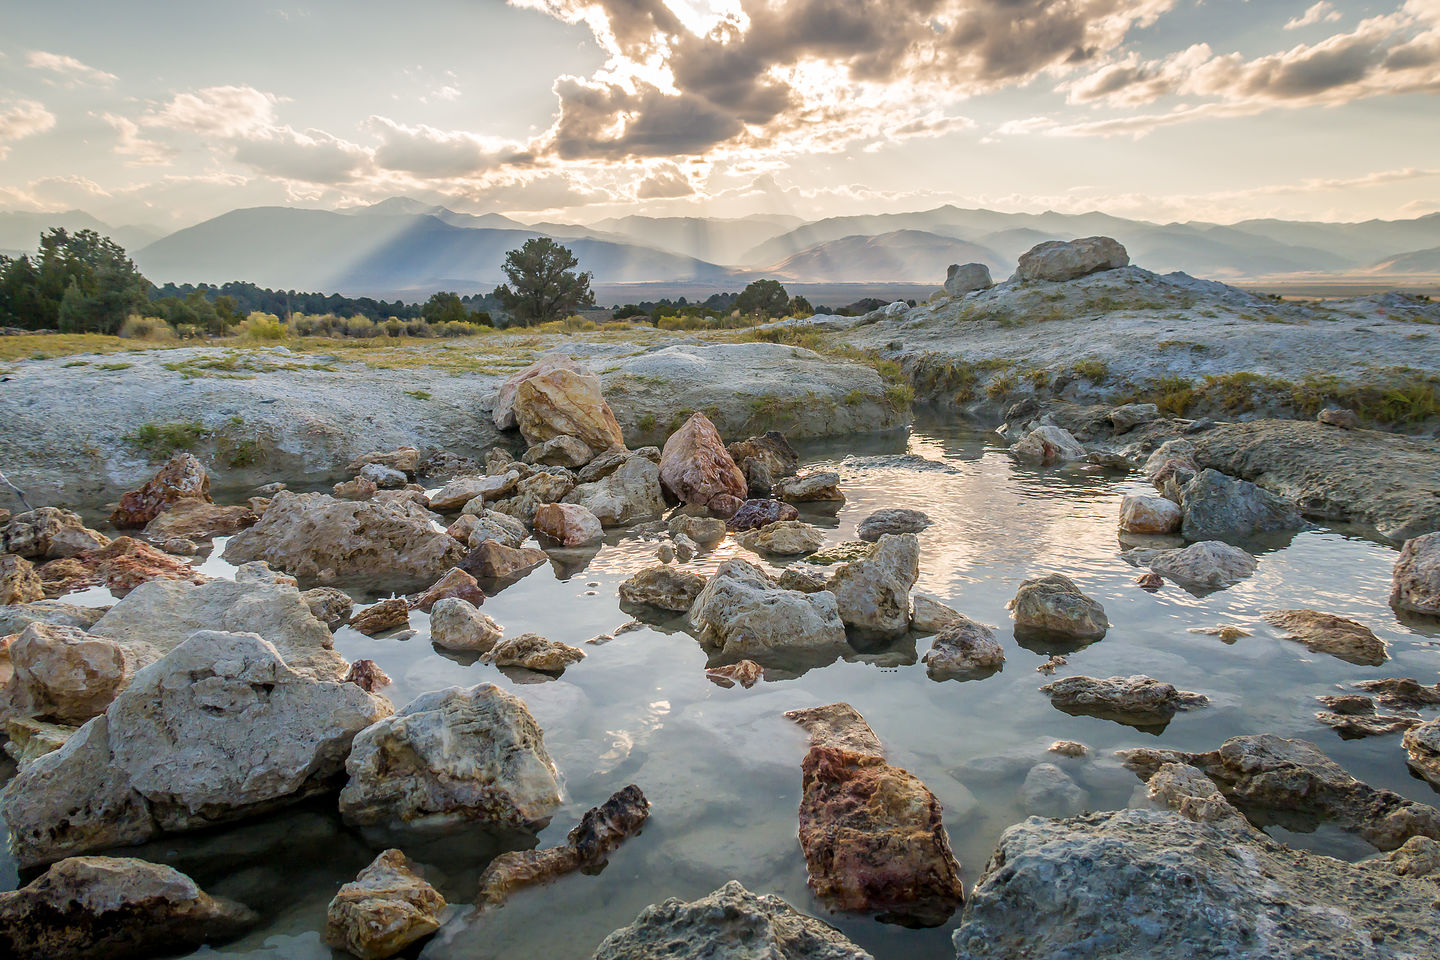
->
[728,498,799,531]
[774,471,844,503]
[429,472,520,512]
[1,554,42,604]
[856,508,932,541]
[348,447,421,478]
[0,856,255,960]
[141,500,257,542]
[493,354,584,432]
[591,881,873,960]
[667,513,726,545]
[1180,469,1304,542]
[785,703,885,756]
[944,262,992,296]
[1403,720,1440,790]
[428,597,503,653]
[1145,540,1258,590]
[910,595,963,633]
[0,631,391,867]
[1118,494,1181,534]
[1263,609,1387,666]
[659,412,747,508]
[619,566,708,612]
[461,540,548,580]
[2,623,151,724]
[324,849,445,960]
[109,454,212,529]
[1109,402,1160,433]
[533,502,604,547]
[1042,674,1207,728]
[1008,573,1108,639]
[738,520,825,557]
[299,586,353,628]
[524,435,594,469]
[482,633,586,673]
[339,683,561,830]
[408,567,485,612]
[688,559,848,665]
[514,367,626,453]
[489,471,576,526]
[222,492,466,586]
[726,431,800,481]
[923,616,1005,680]
[1390,532,1440,616]
[1009,426,1086,465]
[2,508,110,561]
[565,455,666,526]
[1015,236,1129,282]
[348,598,410,637]
[359,463,408,489]
[827,534,920,639]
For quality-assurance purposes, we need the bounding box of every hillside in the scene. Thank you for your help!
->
[766,229,1008,282]
[0,210,164,258]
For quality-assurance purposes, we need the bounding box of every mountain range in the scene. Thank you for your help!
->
[5,199,1440,299]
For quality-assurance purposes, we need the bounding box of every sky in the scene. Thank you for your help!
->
[0,0,1437,230]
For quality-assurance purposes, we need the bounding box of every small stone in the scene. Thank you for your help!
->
[360,463,408,489]
[727,498,799,530]
[1016,236,1129,282]
[300,587,353,628]
[349,598,410,637]
[672,533,697,562]
[524,435,594,469]
[857,508,932,541]
[1042,674,1208,728]
[1391,532,1440,617]
[1318,406,1360,429]
[461,540,548,580]
[910,595,963,634]
[1119,494,1181,534]
[429,597,503,653]
[655,542,675,563]
[774,471,844,503]
[738,520,824,557]
[1020,762,1089,817]
[533,502,604,547]
[409,567,485,612]
[776,568,828,593]
[1008,574,1108,639]
[1010,426,1086,465]
[324,849,445,960]
[668,514,726,545]
[1403,720,1440,789]
[1187,624,1251,642]
[344,659,391,694]
[1049,740,1088,758]
[923,616,1005,680]
[482,633,586,673]
[1147,541,1258,590]
[1264,609,1387,666]
[1134,572,1164,590]
[945,262,992,296]
[706,493,743,520]
[705,660,764,688]
[659,412,747,507]
[1037,655,1067,675]
[161,538,198,556]
[619,566,708,612]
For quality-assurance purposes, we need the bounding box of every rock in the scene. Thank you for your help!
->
[489,470,576,526]
[1109,402,1159,433]
[300,586,353,628]
[655,542,675,563]
[737,456,773,497]
[533,502,604,547]
[39,537,208,598]
[429,472,520,512]
[339,683,561,830]
[0,856,255,960]
[459,510,529,549]
[1146,540,1258,590]
[1318,406,1359,429]
[705,660,764,688]
[619,566,708,612]
[1,631,391,867]
[482,633,586,673]
[591,880,873,960]
[923,616,1005,680]
[161,537,197,556]
[493,354,585,431]
[514,366,626,453]
[344,659,391,694]
[565,455,666,526]
[910,595,963,633]
[2,508,110,560]
[1119,734,1440,851]
[706,493,743,520]
[728,498,799,531]
[1354,677,1440,708]
[1037,654,1067,674]
[223,492,466,586]
[1041,674,1207,728]
[1015,236,1129,282]
[1405,720,1440,788]
[1188,623,1251,641]
[461,540,548,580]
[1,554,42,604]
[1141,761,1246,826]
[774,471,844,503]
[1316,711,1419,738]
[1180,469,1305,542]
[324,849,444,960]
[348,447,421,478]
[798,744,965,926]
[739,520,825,557]
[1134,571,1164,590]
[1263,609,1387,665]
[1009,425,1086,465]
[428,597,503,653]
[1008,574,1108,639]
[524,435,594,469]
[944,262,992,296]
[951,807,1439,960]
[659,412,747,507]
[408,567,485,612]
[807,540,873,566]
[1048,740,1087,758]
[0,601,106,634]
[477,784,650,907]
[1391,532,1440,616]
[777,568,828,593]
[141,500,257,542]
[254,481,286,496]
[349,598,410,637]
[332,476,377,500]
[1118,494,1181,534]
[2,623,149,724]
[359,463,408,489]
[827,533,919,639]
[856,508,932,542]
[786,702,885,756]
[109,454,212,529]
[667,513,726,545]
[672,533,697,561]
[1020,762,1088,817]
[4,716,74,765]
[727,431,800,480]
[688,559,849,665]
[577,445,659,483]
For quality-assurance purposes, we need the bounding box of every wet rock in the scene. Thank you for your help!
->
[798,744,965,926]
[1403,720,1440,790]
[109,454,212,530]
[705,660,764,688]
[655,542,675,563]
[39,537,207,598]
[461,540,548,580]
[910,595,962,633]
[923,617,1005,680]
[1188,623,1251,641]
[349,598,410,637]
[577,445,659,483]
[619,566,708,612]
[672,533,697,561]
[524,435,594,469]
[533,502,603,547]
[408,567,485,612]
[1110,402,1159,433]
[728,498,799,531]
[141,500,257,542]
[1020,762,1088,817]
[324,849,444,960]
[706,493,743,520]
[591,880,873,960]
[1048,740,1087,758]
[1390,532,1440,616]
[161,537,197,556]
[1118,494,1181,534]
[359,463,408,489]
[514,366,626,453]
[2,508,110,561]
[344,659,391,694]
[1319,694,1377,715]
[223,491,466,586]
[1036,655,1067,674]
[1354,677,1440,709]
[332,476,377,501]
[777,568,828,593]
[1134,571,1164,590]
[945,261,992,296]
[1180,469,1304,543]
[1008,574,1108,639]
[1042,674,1207,728]
[428,597,503,653]
[1,623,150,724]
[951,806,1438,960]
[689,559,848,664]
[1009,425,1086,465]
[565,455,666,526]
[828,534,919,640]
[482,633,586,673]
[1,631,391,867]
[1016,236,1129,282]
[1145,540,1258,590]
[667,513,726,545]
[857,508,932,542]
[774,471,844,503]
[430,472,520,512]
[807,540,873,566]
[493,354,584,431]
[1318,406,1360,429]
[477,784,650,907]
[1,554,42,604]
[490,471,576,526]
[1263,609,1387,666]
[348,447,421,478]
[786,702,885,757]
[737,457,773,497]
[739,520,825,557]
[0,855,255,960]
[727,431,800,481]
[659,412,747,507]
[339,683,561,830]
[1316,711,1419,738]
[300,586,353,628]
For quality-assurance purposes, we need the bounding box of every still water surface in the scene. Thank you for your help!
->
[3,417,1437,959]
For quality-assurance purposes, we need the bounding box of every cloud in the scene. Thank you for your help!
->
[366,117,531,178]
[1286,2,1342,30]
[0,100,56,158]
[230,128,371,185]
[636,162,694,198]
[101,114,177,165]
[25,51,117,86]
[144,86,280,138]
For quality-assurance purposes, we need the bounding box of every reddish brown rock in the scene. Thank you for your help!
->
[461,541,549,580]
[476,784,649,907]
[110,454,212,529]
[141,501,258,542]
[1,554,43,605]
[344,659,392,694]
[705,660,764,688]
[707,494,743,520]
[532,502,604,547]
[408,568,485,612]
[38,538,207,598]
[659,413,747,508]
[1134,572,1164,591]
[798,745,965,926]
[349,598,411,637]
[728,499,799,531]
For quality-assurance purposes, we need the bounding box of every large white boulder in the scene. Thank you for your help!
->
[1016,237,1129,282]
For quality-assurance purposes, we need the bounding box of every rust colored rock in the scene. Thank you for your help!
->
[706,660,764,688]
[409,568,485,612]
[110,454,212,529]
[39,538,207,598]
[786,703,885,757]
[707,493,743,520]
[141,501,258,542]
[461,540,549,580]
[1,554,43,604]
[659,412,747,508]
[728,499,799,531]
[344,659,392,694]
[1134,572,1164,591]
[476,784,650,907]
[798,745,965,926]
[1264,609,1387,666]
[349,598,410,637]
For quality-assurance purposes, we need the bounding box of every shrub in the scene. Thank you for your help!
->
[118,315,176,341]
[239,312,287,341]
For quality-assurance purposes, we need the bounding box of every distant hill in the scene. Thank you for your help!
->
[0,210,164,257]
[766,230,1008,282]
[589,213,806,265]
[1371,245,1440,274]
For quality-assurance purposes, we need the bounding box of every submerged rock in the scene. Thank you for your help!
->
[324,849,445,960]
[923,617,1005,680]
[1180,469,1305,543]
[659,412,747,507]
[786,702,885,757]
[727,498,799,531]
[1263,609,1387,666]
[0,855,256,960]
[1390,532,1440,616]
[565,455,666,526]
[1403,719,1440,790]
[339,683,561,830]
[738,520,825,557]
[109,453,212,529]
[619,566,708,612]
[38,537,208,598]
[1144,540,1258,590]
[1041,674,1208,728]
[2,508,110,561]
[689,559,848,665]
[828,533,920,640]
[428,597,503,653]
[705,660,764,688]
[482,633,586,674]
[1020,762,1088,818]
[856,508,933,541]
[1008,574,1108,639]
[1015,236,1129,282]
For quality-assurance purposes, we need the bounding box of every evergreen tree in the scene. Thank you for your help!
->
[493,238,594,326]
[736,279,790,318]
